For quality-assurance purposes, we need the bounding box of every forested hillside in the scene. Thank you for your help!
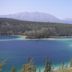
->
[0,18,72,38]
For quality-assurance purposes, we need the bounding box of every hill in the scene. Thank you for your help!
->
[0,18,72,38]
[0,12,62,23]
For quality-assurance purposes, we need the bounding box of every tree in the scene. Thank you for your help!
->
[22,57,36,72]
[11,66,16,72]
[44,57,52,72]
[70,59,72,67]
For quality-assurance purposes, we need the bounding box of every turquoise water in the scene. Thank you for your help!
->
[0,35,19,39]
[0,36,72,71]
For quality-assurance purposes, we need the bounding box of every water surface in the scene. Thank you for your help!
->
[0,36,72,71]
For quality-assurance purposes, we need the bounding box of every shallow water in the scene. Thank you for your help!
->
[0,36,72,72]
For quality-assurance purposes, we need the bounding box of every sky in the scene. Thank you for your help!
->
[0,0,72,19]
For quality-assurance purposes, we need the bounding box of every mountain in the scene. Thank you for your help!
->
[63,18,72,24]
[1,12,72,24]
[0,12,62,23]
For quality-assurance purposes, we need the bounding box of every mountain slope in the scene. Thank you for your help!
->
[63,18,72,24]
[0,12,62,23]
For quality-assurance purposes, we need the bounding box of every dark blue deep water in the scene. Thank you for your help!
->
[0,36,72,72]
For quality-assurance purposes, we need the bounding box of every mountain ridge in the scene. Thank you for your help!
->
[0,12,62,23]
[0,12,72,24]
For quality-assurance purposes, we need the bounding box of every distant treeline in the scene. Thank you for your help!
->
[0,18,72,38]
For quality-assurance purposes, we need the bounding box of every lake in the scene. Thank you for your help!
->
[0,36,72,72]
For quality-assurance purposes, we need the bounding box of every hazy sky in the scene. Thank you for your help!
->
[0,0,72,19]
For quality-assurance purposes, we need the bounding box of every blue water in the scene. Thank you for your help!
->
[0,36,72,71]
[0,35,19,39]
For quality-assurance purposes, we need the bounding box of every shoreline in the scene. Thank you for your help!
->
[0,35,72,41]
[18,36,72,40]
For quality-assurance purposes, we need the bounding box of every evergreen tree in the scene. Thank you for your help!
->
[11,66,16,72]
[70,59,72,67]
[44,57,52,72]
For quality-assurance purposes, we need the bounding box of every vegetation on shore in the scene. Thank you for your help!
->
[0,57,72,72]
[0,18,72,39]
